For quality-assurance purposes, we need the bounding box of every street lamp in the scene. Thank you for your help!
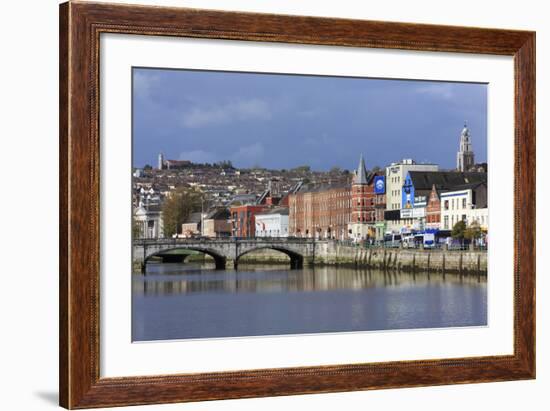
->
[200,198,204,237]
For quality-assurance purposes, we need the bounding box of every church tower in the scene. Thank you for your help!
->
[456,123,475,171]
[157,152,165,170]
[351,154,369,224]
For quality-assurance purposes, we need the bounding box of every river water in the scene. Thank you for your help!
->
[132,262,487,341]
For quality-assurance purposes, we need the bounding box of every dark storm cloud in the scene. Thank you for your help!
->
[133,68,487,171]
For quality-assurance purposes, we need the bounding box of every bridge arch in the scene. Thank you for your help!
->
[134,238,316,273]
[145,247,227,270]
[235,246,304,269]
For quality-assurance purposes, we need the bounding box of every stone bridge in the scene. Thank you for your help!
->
[133,237,317,271]
[133,238,487,274]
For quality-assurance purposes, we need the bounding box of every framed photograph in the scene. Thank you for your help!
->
[59,1,535,408]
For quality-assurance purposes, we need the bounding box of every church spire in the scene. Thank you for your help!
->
[457,123,474,172]
[355,154,368,185]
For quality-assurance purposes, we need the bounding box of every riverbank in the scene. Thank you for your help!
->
[242,246,487,274]
[313,246,487,274]
[248,243,487,274]
[134,246,487,274]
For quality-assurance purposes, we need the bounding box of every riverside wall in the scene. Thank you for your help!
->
[311,242,487,274]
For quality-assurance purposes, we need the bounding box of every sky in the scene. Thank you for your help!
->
[132,67,487,171]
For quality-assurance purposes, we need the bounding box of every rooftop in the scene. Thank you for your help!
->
[256,206,290,216]
[407,171,487,191]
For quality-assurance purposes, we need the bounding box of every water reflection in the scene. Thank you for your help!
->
[134,263,485,297]
[132,263,487,341]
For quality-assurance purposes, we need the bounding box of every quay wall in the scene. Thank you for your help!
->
[312,242,487,274]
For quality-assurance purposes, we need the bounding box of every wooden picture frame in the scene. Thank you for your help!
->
[59,1,535,408]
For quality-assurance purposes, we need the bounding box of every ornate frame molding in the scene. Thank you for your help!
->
[60,1,535,408]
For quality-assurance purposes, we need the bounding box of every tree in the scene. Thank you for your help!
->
[251,163,265,171]
[215,160,233,169]
[143,164,152,170]
[161,187,204,238]
[464,221,482,241]
[292,165,311,173]
[451,220,467,239]
[329,166,342,174]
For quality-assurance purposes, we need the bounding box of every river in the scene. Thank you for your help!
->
[132,262,487,341]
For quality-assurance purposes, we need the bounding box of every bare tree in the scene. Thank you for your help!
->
[161,187,204,237]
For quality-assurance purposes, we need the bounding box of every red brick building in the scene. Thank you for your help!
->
[288,184,351,239]
[230,204,268,238]
[351,155,373,223]
[425,184,441,229]
[349,155,377,240]
[230,186,290,237]
[288,155,379,241]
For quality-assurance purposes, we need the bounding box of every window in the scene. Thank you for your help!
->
[462,198,467,209]
[444,200,449,210]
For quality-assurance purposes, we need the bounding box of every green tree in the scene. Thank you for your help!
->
[451,220,467,239]
[143,164,152,170]
[464,221,482,241]
[161,187,204,237]
[329,166,342,174]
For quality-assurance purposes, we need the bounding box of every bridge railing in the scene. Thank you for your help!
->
[133,236,316,245]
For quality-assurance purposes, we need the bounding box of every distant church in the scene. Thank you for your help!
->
[157,152,191,170]
[456,122,475,172]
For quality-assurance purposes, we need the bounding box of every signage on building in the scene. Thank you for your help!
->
[374,176,386,194]
[400,208,426,219]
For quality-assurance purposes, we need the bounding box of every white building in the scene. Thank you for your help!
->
[440,182,487,231]
[134,203,163,238]
[255,207,289,237]
[469,208,489,230]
